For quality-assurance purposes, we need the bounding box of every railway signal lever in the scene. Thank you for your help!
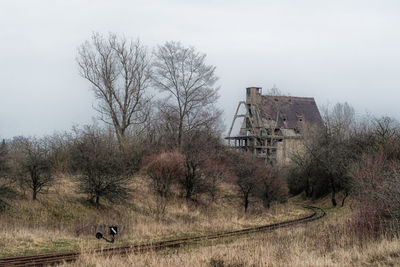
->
[95,226,118,243]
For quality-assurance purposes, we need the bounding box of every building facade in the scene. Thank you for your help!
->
[226,87,323,165]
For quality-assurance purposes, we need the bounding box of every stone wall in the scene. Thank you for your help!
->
[276,137,303,165]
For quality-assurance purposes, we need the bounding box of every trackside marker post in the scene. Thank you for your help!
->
[95,225,118,243]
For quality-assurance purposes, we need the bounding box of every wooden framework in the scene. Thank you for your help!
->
[226,88,283,164]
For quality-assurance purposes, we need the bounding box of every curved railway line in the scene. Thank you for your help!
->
[0,205,325,267]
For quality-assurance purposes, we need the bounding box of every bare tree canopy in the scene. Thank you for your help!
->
[71,126,132,207]
[0,139,16,210]
[12,137,54,201]
[152,41,221,147]
[323,102,355,140]
[77,33,151,148]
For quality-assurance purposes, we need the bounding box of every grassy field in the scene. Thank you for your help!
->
[60,202,400,267]
[0,174,307,258]
[2,174,398,266]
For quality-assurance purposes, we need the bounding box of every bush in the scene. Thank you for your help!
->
[351,152,400,237]
[256,167,288,209]
[12,137,54,200]
[179,130,227,201]
[71,127,132,207]
[143,151,185,218]
[0,139,16,210]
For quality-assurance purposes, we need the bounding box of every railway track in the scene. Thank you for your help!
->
[0,205,325,267]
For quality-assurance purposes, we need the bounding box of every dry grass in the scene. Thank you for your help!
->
[61,206,400,267]
[0,174,306,257]
[3,174,398,266]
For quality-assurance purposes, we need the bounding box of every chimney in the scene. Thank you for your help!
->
[246,87,262,104]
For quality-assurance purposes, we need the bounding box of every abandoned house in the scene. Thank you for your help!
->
[226,87,323,165]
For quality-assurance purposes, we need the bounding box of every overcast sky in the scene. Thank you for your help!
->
[1,0,400,138]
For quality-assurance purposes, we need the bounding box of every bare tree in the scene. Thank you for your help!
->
[178,129,225,201]
[0,140,7,173]
[288,102,362,206]
[350,152,400,236]
[152,41,221,148]
[323,102,355,141]
[77,32,151,149]
[373,116,399,141]
[201,155,227,202]
[71,126,132,207]
[231,152,262,213]
[0,139,16,210]
[13,137,54,201]
[255,167,288,209]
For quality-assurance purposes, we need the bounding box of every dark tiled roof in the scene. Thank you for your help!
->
[260,95,323,129]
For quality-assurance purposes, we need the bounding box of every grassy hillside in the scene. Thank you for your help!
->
[59,195,400,267]
[4,174,396,266]
[0,174,307,257]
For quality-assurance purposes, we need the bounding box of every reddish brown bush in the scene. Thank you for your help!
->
[257,167,288,209]
[144,151,185,197]
[231,152,288,212]
[143,151,185,218]
[231,152,261,213]
[200,151,232,202]
[351,151,400,238]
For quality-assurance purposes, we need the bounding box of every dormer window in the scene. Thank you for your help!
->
[296,113,304,122]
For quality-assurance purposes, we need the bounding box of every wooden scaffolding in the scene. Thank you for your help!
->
[225,87,283,164]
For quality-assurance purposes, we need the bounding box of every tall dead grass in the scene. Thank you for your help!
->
[62,207,400,267]
[0,174,307,257]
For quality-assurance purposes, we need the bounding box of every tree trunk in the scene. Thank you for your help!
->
[178,119,183,148]
[96,196,100,207]
[331,191,337,206]
[115,128,126,152]
[264,192,271,209]
[264,199,271,209]
[186,188,192,201]
[305,178,313,198]
[32,190,37,200]
[244,193,249,213]
[330,176,337,206]
[184,162,195,201]
[341,191,349,207]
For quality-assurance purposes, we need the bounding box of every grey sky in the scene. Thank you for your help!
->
[1,0,400,138]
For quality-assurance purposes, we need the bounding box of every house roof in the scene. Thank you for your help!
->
[260,95,323,129]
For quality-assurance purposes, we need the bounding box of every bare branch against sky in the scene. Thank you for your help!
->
[1,0,400,138]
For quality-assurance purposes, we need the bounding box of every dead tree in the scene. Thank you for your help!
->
[71,126,132,207]
[294,103,356,206]
[13,137,54,201]
[152,41,221,148]
[0,139,16,210]
[232,152,261,213]
[77,32,151,149]
[256,167,288,208]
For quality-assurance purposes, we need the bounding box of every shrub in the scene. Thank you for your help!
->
[0,139,16,210]
[71,127,132,207]
[12,137,54,200]
[231,152,264,213]
[256,167,288,209]
[143,151,185,218]
[351,152,400,237]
